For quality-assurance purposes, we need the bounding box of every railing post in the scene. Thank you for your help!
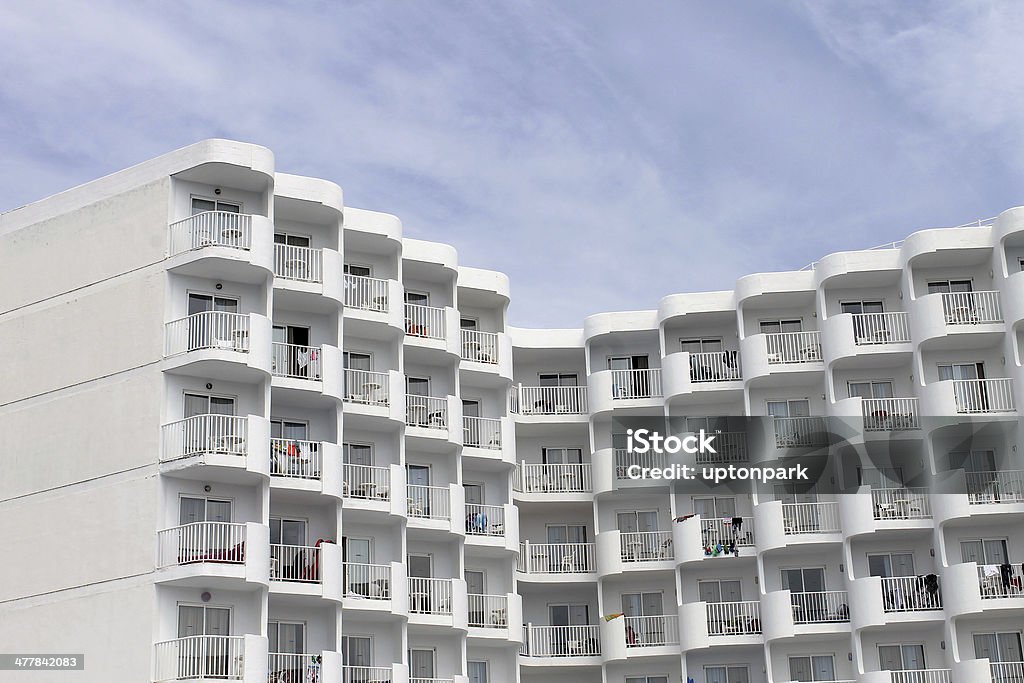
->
[523,540,531,573]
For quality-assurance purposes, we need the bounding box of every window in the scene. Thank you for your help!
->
[960,538,1008,565]
[608,355,649,370]
[878,643,926,671]
[539,372,578,386]
[542,447,583,464]
[680,337,723,354]
[546,524,587,544]
[342,443,373,466]
[405,291,430,305]
[191,197,240,214]
[927,279,973,294]
[272,324,310,347]
[344,263,372,277]
[183,392,235,418]
[273,232,311,248]
[465,569,485,595]
[463,483,484,505]
[974,632,1023,666]
[460,317,478,330]
[867,552,915,578]
[767,399,810,418]
[271,419,308,440]
[408,649,435,679]
[774,484,818,504]
[406,376,430,396]
[951,449,997,473]
[621,592,665,643]
[848,380,894,399]
[937,362,983,381]
[178,604,230,637]
[704,665,750,683]
[693,496,736,518]
[269,517,306,546]
[686,416,731,433]
[626,677,669,683]
[341,636,371,667]
[407,554,432,578]
[188,292,239,315]
[858,467,904,489]
[782,567,826,593]
[179,496,231,525]
[342,351,372,370]
[549,603,590,625]
[760,319,803,333]
[343,537,371,564]
[468,661,488,683]
[841,300,884,314]
[698,579,742,603]
[789,655,836,681]
[268,620,305,655]
[616,510,658,533]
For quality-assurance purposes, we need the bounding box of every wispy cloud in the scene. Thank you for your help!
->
[1,1,1021,325]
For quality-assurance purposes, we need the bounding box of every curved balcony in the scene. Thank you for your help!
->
[465,503,519,552]
[272,243,344,310]
[910,290,1005,349]
[459,329,513,381]
[513,462,593,502]
[753,501,842,553]
[343,275,405,338]
[508,385,589,423]
[342,561,407,614]
[943,561,1024,619]
[587,369,663,414]
[519,624,601,666]
[672,514,755,566]
[163,311,272,381]
[662,351,743,405]
[848,574,944,631]
[679,600,763,652]
[269,440,344,498]
[740,331,823,386]
[516,542,597,582]
[405,394,461,448]
[595,530,673,577]
[166,212,274,283]
[821,312,913,368]
[407,576,468,630]
[468,592,522,642]
[269,540,343,602]
[761,589,850,641]
[160,414,270,484]
[407,483,465,535]
[919,378,1016,420]
[592,448,673,495]
[341,463,407,518]
[838,486,932,539]
[598,614,680,662]
[342,369,406,425]
[404,303,460,356]
[860,669,952,683]
[271,343,344,401]
[1001,270,1024,326]
[462,416,515,466]
[155,521,269,589]
[154,634,267,683]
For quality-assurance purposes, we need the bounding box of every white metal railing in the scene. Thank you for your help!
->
[461,329,498,364]
[165,311,250,356]
[614,448,667,479]
[517,542,595,574]
[706,601,761,635]
[978,564,1024,599]
[774,416,828,447]
[610,368,662,399]
[967,470,1024,504]
[406,394,448,429]
[509,385,588,415]
[520,624,600,657]
[952,378,1015,413]
[162,414,248,461]
[765,330,822,364]
[270,544,320,583]
[696,431,748,463]
[862,398,920,431]
[154,635,244,681]
[408,577,452,614]
[465,503,505,536]
[624,615,679,647]
[880,575,943,611]
[344,274,389,312]
[688,351,742,382]
[852,311,911,344]
[620,530,673,562]
[871,487,931,519]
[942,290,1003,324]
[271,342,322,380]
[343,562,391,599]
[515,463,592,493]
[463,416,502,449]
[468,594,508,628]
[343,464,390,500]
[157,522,246,568]
[405,303,445,339]
[889,669,952,683]
[782,502,841,534]
[268,653,320,683]
[407,485,450,520]
[270,438,321,479]
[273,243,323,283]
[701,517,755,547]
[343,369,390,406]
[341,665,393,683]
[410,678,453,683]
[168,211,252,256]
[991,662,1024,682]
[790,590,850,623]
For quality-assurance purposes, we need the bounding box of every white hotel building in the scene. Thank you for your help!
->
[1,139,1023,683]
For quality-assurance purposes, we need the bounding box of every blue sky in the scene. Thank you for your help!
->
[2,1,1022,326]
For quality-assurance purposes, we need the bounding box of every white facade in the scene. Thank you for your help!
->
[0,139,1022,683]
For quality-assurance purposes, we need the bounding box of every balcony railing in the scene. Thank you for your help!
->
[889,669,951,683]
[406,394,448,429]
[991,662,1024,682]
[967,470,1024,504]
[343,562,391,599]
[790,590,850,623]
[611,368,662,399]
[706,601,761,636]
[269,653,320,683]
[688,351,742,382]
[774,416,828,448]
[465,503,504,536]
[343,464,390,500]
[343,369,390,406]
[520,624,600,657]
[765,330,821,364]
[880,575,942,611]
[344,274,389,312]
[978,564,1024,598]
[154,635,244,681]
[942,290,1002,324]
[463,416,502,449]
[701,517,755,547]
[952,378,1015,413]
[614,448,666,479]
[271,342,322,380]
[273,243,323,283]
[871,487,931,519]
[517,542,595,574]
[852,311,911,344]
[341,665,394,683]
[620,530,673,562]
[410,678,453,683]
[165,311,250,356]
[782,502,841,534]
[468,593,508,628]
[514,463,592,493]
[157,522,246,568]
[162,414,248,461]
[408,577,452,614]
[461,329,498,364]
[407,484,450,520]
[862,398,920,431]
[624,615,679,647]
[270,438,321,479]
[168,211,252,256]
[696,431,748,463]
[509,385,588,415]
[270,543,320,583]
[405,303,445,339]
